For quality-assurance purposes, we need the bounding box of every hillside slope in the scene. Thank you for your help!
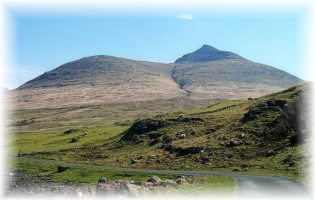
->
[23,84,311,180]
[172,45,303,100]
[11,56,186,109]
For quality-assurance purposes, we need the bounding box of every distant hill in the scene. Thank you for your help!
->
[9,45,304,109]
[12,56,185,109]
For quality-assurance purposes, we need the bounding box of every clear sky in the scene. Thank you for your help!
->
[5,6,309,89]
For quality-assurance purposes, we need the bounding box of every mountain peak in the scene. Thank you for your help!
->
[199,44,219,51]
[175,45,243,63]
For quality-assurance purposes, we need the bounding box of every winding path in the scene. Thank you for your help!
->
[12,157,311,197]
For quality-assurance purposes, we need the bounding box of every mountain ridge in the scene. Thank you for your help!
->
[9,45,304,109]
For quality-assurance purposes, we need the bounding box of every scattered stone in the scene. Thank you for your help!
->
[177,114,185,120]
[130,158,138,164]
[70,137,79,143]
[201,156,210,163]
[289,162,295,167]
[161,135,174,144]
[160,180,176,187]
[266,99,287,107]
[228,138,243,147]
[82,132,88,136]
[267,150,276,156]
[241,164,250,168]
[147,176,162,184]
[147,155,156,161]
[149,138,160,146]
[98,177,107,184]
[7,171,94,197]
[237,133,245,139]
[133,181,144,186]
[177,133,187,139]
[242,107,262,122]
[175,176,186,184]
[282,156,293,164]
[63,129,76,134]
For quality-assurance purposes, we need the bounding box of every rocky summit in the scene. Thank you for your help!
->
[175,44,243,63]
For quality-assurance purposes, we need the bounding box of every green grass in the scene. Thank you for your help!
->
[9,125,128,156]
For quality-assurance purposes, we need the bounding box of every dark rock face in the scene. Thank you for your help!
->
[161,144,204,156]
[240,96,307,146]
[241,99,288,123]
[121,119,167,141]
[175,45,243,63]
[242,107,262,122]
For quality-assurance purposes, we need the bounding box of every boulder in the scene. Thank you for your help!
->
[161,135,174,144]
[237,133,245,139]
[63,128,76,134]
[160,179,176,187]
[121,119,167,141]
[177,133,187,139]
[241,164,250,168]
[242,107,262,122]
[266,99,287,107]
[227,138,243,147]
[201,156,210,163]
[98,177,107,184]
[70,137,79,143]
[57,166,69,173]
[266,150,276,156]
[147,176,162,184]
[130,158,138,164]
[175,176,186,184]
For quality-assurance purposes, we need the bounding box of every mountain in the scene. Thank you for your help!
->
[172,46,303,100]
[11,56,185,109]
[9,45,303,109]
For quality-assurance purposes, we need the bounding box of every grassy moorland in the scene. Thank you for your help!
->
[8,84,311,186]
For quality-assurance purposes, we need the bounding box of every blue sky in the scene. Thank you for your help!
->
[6,7,308,89]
